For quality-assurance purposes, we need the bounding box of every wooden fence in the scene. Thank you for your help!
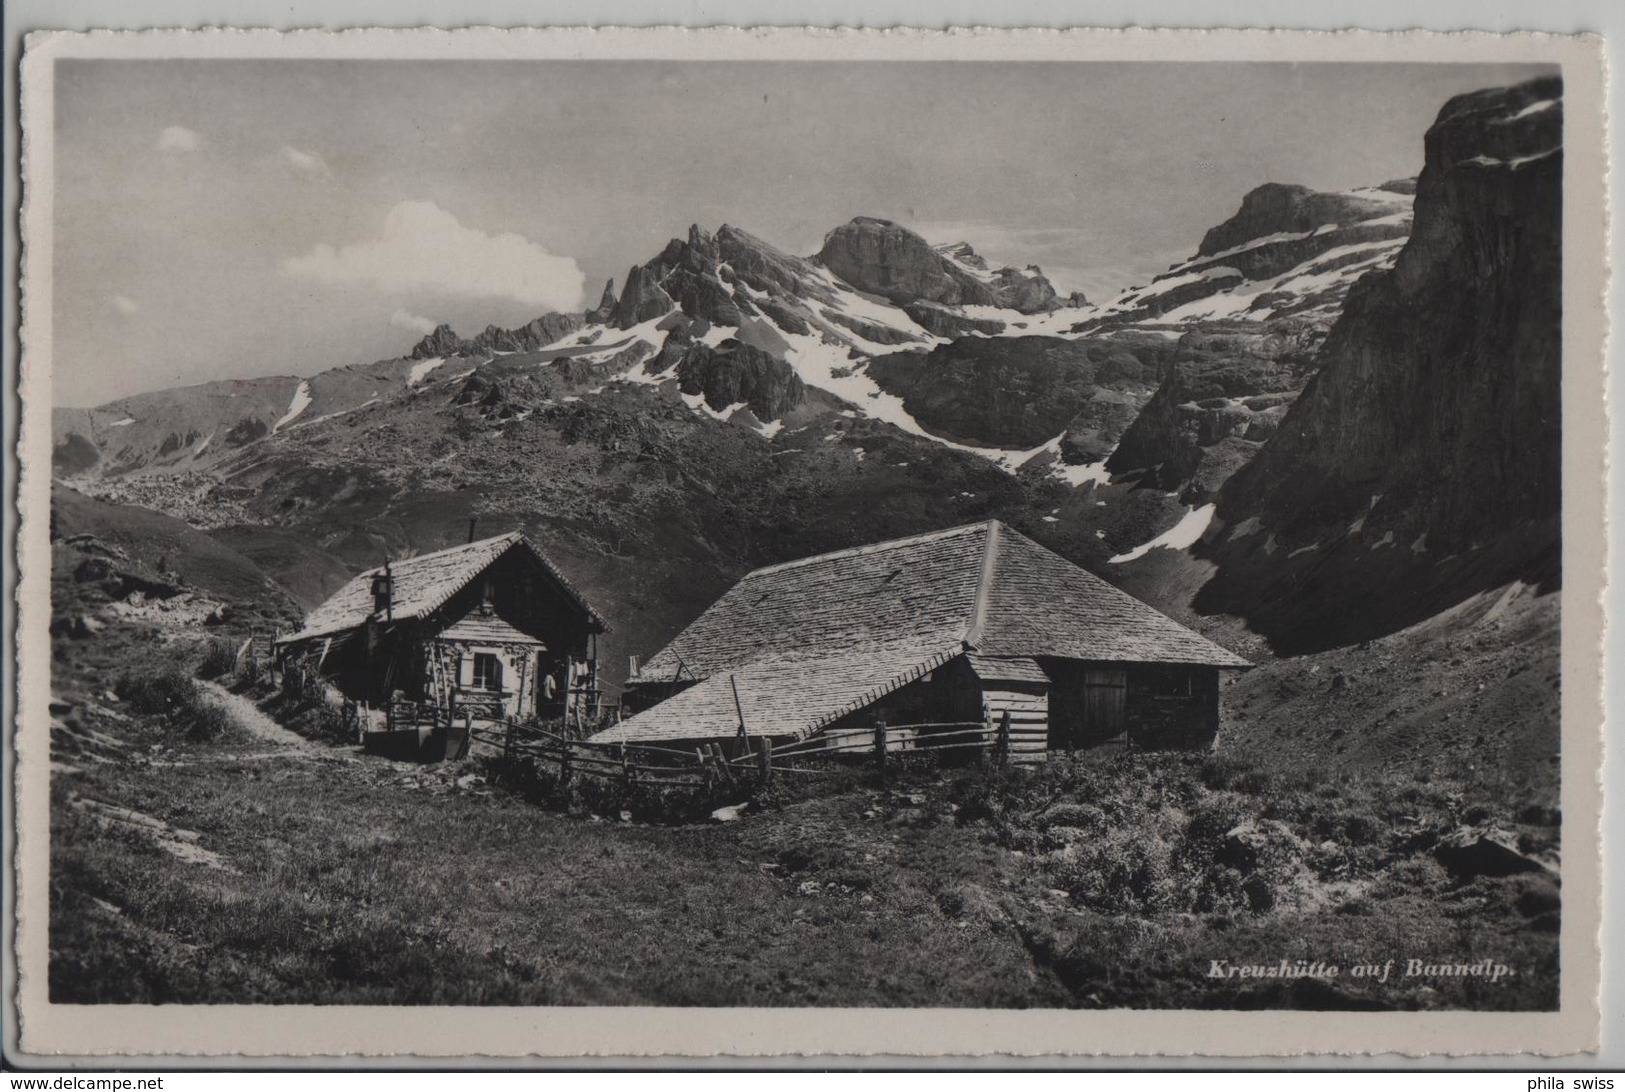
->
[468,713,1025,789]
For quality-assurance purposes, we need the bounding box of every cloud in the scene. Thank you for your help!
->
[111,295,139,316]
[157,126,201,153]
[389,308,438,335]
[280,145,330,175]
[281,200,585,310]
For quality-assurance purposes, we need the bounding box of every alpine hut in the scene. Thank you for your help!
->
[275,531,607,758]
[593,520,1249,761]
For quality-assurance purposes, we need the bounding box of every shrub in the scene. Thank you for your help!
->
[1181,792,1255,856]
[197,639,238,681]
[116,669,196,716]
[1199,753,1261,792]
[115,668,234,742]
[1038,802,1107,833]
[1049,828,1178,914]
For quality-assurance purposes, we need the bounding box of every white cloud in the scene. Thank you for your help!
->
[281,200,585,310]
[280,145,330,175]
[111,295,139,316]
[389,308,438,335]
[157,126,201,153]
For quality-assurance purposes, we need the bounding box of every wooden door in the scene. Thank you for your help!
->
[1083,667,1128,746]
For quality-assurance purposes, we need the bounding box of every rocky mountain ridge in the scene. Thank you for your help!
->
[50,76,1562,687]
[1082,181,1415,329]
[1194,76,1563,652]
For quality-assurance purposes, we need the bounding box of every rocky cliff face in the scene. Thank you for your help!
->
[1105,321,1327,498]
[818,218,998,309]
[819,218,1068,314]
[675,341,807,422]
[867,334,1165,450]
[1195,76,1563,651]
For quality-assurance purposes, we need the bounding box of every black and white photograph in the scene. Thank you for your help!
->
[10,25,1608,1060]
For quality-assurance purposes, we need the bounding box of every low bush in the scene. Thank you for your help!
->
[116,669,196,717]
[115,668,233,742]
[196,639,238,681]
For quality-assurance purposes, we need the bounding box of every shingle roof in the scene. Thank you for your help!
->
[964,654,1051,684]
[597,520,1247,744]
[595,642,962,744]
[278,531,604,643]
[975,529,1252,667]
[631,523,988,684]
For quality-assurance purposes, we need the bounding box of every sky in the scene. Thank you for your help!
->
[51,59,1552,406]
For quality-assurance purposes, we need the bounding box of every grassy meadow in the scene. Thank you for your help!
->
[49,652,1559,1010]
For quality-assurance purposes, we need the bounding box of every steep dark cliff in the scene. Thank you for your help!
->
[1105,321,1327,498]
[866,334,1168,450]
[1195,76,1563,651]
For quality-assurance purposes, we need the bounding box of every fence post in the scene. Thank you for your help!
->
[758,737,772,787]
[709,743,733,785]
[559,740,572,786]
[619,742,631,789]
[997,711,1011,769]
[874,716,888,791]
[504,717,515,762]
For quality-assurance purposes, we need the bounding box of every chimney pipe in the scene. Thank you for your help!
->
[467,516,478,544]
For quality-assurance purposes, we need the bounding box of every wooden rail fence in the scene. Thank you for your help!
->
[468,715,1021,789]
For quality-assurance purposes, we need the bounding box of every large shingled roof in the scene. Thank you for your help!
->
[595,520,1247,744]
[278,531,604,644]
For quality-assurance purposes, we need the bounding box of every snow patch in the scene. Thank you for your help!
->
[680,392,750,424]
[406,357,446,387]
[1461,146,1562,170]
[105,417,136,428]
[1228,516,1264,540]
[285,397,379,432]
[272,381,313,433]
[1108,504,1216,564]
[1492,98,1559,124]
[1053,458,1111,488]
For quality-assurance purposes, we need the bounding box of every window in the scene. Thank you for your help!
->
[472,652,504,692]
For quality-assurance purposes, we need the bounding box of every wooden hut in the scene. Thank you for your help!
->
[275,531,607,758]
[593,520,1248,761]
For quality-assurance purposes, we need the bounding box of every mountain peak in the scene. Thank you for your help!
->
[1197,181,1408,258]
[410,323,463,360]
[818,217,1063,314]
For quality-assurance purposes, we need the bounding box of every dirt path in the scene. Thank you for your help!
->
[196,680,324,753]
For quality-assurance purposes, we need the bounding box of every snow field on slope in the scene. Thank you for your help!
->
[1108,503,1217,564]
[271,380,313,433]
[406,357,446,387]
